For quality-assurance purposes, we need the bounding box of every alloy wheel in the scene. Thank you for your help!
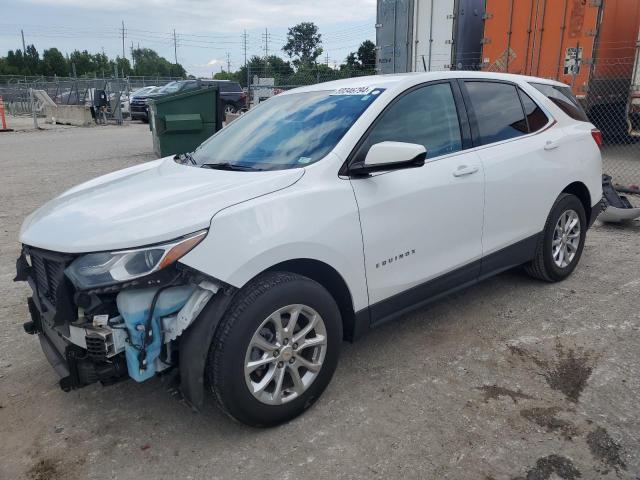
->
[552,209,581,268]
[244,304,327,405]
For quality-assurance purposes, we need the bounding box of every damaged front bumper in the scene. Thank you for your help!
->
[15,246,223,397]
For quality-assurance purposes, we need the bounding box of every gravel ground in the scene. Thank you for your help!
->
[0,124,639,480]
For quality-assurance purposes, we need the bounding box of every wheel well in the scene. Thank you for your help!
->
[562,182,592,220]
[265,259,356,341]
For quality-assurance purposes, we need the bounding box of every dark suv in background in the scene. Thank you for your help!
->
[130,79,246,122]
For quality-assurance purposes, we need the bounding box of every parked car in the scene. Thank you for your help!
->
[16,72,602,427]
[206,80,246,113]
[129,86,157,101]
[130,80,244,121]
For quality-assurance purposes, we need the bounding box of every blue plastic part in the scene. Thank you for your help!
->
[116,285,195,382]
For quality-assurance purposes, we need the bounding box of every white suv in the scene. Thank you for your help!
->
[16,72,602,426]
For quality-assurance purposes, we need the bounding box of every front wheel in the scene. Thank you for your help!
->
[525,193,587,282]
[207,272,342,426]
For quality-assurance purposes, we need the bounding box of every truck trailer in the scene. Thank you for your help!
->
[376,0,487,73]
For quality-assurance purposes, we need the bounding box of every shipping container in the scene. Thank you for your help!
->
[482,0,640,104]
[376,0,486,74]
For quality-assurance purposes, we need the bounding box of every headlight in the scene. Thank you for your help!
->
[65,230,207,289]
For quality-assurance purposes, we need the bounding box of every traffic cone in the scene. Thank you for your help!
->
[0,96,13,132]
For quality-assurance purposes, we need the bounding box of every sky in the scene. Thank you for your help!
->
[0,0,377,77]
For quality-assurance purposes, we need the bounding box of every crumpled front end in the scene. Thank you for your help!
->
[15,244,221,393]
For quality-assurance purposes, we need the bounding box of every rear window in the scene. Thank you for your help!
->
[218,82,241,93]
[464,81,528,145]
[530,83,589,122]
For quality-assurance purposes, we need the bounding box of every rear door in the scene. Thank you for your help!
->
[349,81,484,317]
[460,80,561,273]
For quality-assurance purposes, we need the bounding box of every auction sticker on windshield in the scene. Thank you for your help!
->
[331,86,379,96]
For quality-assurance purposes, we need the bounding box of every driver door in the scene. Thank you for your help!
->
[348,81,484,322]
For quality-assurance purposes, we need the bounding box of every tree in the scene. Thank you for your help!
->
[6,49,25,74]
[357,40,376,70]
[111,56,132,76]
[41,48,68,76]
[23,45,40,74]
[132,48,185,77]
[341,40,376,74]
[69,50,95,76]
[282,22,323,68]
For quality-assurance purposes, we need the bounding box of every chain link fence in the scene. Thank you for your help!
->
[3,62,638,191]
[0,75,183,121]
[483,56,640,191]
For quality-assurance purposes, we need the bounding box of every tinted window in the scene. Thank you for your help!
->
[519,90,549,132]
[465,81,528,145]
[530,83,589,122]
[218,82,241,92]
[354,83,462,163]
[182,81,199,91]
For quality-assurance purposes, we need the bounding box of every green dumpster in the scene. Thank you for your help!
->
[148,86,223,158]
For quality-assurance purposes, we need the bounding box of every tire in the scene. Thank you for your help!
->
[525,193,587,282]
[207,272,342,427]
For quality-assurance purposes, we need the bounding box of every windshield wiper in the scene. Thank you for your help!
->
[175,152,197,165]
[202,162,263,171]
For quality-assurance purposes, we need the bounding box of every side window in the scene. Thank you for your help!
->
[465,81,528,145]
[530,83,589,122]
[353,82,462,163]
[519,90,549,132]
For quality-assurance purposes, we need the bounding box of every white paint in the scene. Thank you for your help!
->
[364,141,426,166]
[21,71,603,316]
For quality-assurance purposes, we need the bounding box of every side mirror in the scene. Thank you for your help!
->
[350,141,427,175]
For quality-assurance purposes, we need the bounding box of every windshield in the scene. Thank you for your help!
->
[159,82,182,94]
[132,86,153,97]
[192,88,384,170]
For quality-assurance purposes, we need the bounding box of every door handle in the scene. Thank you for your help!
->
[544,140,559,151]
[452,165,479,177]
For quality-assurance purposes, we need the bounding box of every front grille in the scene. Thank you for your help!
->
[85,334,108,360]
[30,252,68,307]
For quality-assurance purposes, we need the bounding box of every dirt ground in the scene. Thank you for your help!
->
[0,123,639,480]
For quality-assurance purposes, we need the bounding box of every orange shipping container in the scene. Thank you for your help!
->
[482,0,640,102]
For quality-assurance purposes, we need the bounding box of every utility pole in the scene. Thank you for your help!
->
[173,29,178,64]
[243,30,249,99]
[130,42,134,68]
[325,53,330,66]
[121,21,126,59]
[262,28,270,77]
[242,30,248,69]
[21,29,26,52]
[226,52,231,73]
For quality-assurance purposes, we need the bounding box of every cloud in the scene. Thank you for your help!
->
[207,59,223,66]
[24,0,376,30]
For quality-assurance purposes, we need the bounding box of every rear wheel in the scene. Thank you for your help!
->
[525,193,587,282]
[207,272,342,426]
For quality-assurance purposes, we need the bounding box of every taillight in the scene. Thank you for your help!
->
[591,128,603,147]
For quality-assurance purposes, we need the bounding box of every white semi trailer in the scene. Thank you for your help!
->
[376,0,487,74]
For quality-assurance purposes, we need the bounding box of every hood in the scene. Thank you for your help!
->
[20,157,304,253]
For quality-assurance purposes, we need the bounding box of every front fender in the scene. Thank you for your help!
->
[179,172,368,312]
